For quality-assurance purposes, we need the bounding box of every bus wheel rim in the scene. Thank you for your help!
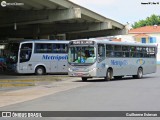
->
[107,70,111,80]
[139,69,143,78]
[38,69,43,74]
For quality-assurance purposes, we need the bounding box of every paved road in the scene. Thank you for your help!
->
[0,67,160,120]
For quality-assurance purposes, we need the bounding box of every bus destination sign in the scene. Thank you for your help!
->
[71,41,94,45]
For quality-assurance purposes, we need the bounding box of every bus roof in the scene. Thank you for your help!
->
[4,40,69,44]
[70,39,157,47]
[33,40,69,44]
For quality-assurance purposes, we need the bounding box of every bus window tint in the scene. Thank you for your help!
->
[114,45,122,57]
[136,47,143,57]
[142,47,148,58]
[98,44,105,61]
[149,47,156,58]
[20,43,32,63]
[35,43,52,53]
[130,46,137,57]
[106,45,114,57]
[53,44,68,53]
[122,46,129,57]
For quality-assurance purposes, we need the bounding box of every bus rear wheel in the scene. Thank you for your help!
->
[133,67,143,79]
[35,66,45,75]
[82,77,87,82]
[105,69,112,81]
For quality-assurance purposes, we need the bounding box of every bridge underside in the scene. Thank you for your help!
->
[0,0,127,40]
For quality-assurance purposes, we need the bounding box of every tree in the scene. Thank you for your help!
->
[132,14,160,28]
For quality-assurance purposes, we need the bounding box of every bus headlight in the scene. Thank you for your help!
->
[89,68,96,72]
[68,68,73,72]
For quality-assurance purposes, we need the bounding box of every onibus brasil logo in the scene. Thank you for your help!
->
[1,1,24,7]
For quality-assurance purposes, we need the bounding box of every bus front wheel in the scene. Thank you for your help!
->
[105,69,112,81]
[35,66,45,75]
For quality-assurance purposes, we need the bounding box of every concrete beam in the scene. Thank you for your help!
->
[48,0,73,8]
[0,27,127,40]
[66,29,128,40]
[29,0,59,9]
[0,22,115,38]
[0,8,81,27]
[47,0,124,29]
[81,22,112,32]
[19,0,45,9]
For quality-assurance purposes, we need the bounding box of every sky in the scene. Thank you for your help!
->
[69,0,160,25]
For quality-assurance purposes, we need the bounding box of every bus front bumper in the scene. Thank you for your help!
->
[68,67,97,77]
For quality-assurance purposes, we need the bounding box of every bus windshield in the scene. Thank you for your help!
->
[68,46,96,64]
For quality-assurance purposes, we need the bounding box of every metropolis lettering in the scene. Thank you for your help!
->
[111,60,128,66]
[42,55,68,61]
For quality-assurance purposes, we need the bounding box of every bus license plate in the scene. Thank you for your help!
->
[76,73,83,76]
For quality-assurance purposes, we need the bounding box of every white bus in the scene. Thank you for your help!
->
[1,40,69,75]
[68,39,157,81]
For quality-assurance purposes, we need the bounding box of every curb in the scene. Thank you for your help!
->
[0,83,35,87]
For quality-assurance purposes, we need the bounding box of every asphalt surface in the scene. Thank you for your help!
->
[0,67,160,120]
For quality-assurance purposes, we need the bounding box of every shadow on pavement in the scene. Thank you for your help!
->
[73,76,157,83]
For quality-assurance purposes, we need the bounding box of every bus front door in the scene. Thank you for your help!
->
[19,43,33,73]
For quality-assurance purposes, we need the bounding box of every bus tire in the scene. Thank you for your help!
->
[105,69,112,81]
[133,67,143,79]
[82,77,87,82]
[35,66,45,75]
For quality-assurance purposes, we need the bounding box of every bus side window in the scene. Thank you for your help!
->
[106,51,109,57]
[136,47,142,58]
[129,46,137,57]
[106,45,114,57]
[60,44,68,53]
[115,52,122,57]
[114,45,122,57]
[53,44,68,53]
[149,47,156,58]
[142,47,148,58]
[106,51,114,57]
[53,44,57,53]
[35,43,52,53]
[122,46,129,58]
[98,44,105,61]
[123,52,129,57]
[110,51,115,57]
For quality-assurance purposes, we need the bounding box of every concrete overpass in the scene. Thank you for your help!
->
[0,0,127,40]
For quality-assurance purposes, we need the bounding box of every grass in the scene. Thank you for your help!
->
[0,76,69,87]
